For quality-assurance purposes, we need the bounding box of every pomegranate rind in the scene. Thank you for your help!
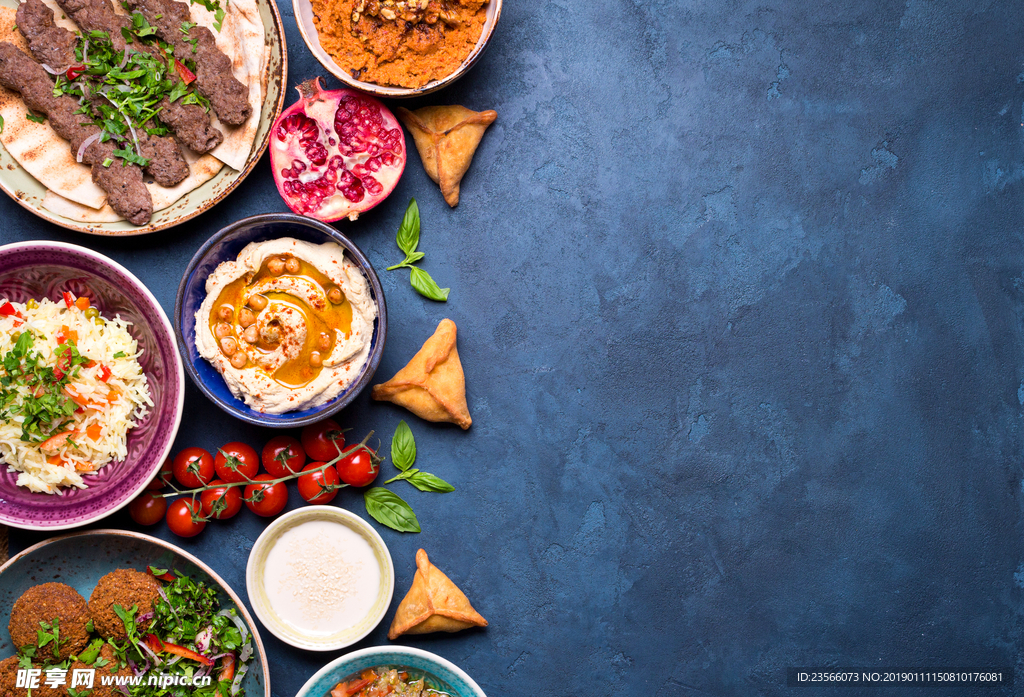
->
[270,77,406,222]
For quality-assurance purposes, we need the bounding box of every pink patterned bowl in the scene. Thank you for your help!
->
[0,241,184,530]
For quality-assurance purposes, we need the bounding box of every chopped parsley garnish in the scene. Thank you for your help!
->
[0,331,89,443]
[25,112,45,123]
[188,0,227,31]
[36,618,62,659]
[52,13,214,168]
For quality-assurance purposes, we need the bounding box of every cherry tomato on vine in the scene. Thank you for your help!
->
[172,448,214,489]
[200,480,243,520]
[244,474,288,517]
[146,458,173,490]
[296,462,341,504]
[214,442,260,483]
[166,498,206,537]
[301,419,346,462]
[261,436,306,478]
[336,448,379,487]
[129,491,167,526]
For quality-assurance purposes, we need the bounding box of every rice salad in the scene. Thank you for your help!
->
[0,293,152,493]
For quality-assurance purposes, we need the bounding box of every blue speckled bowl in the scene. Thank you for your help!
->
[174,214,388,427]
[296,646,486,697]
[0,530,270,696]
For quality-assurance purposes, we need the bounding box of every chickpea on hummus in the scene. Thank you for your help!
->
[313,0,490,89]
[195,238,378,414]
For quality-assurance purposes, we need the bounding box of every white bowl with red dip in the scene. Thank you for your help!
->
[293,0,502,97]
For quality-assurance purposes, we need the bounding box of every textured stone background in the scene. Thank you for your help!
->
[7,0,1024,695]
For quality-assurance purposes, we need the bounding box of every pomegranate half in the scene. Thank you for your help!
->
[270,77,406,222]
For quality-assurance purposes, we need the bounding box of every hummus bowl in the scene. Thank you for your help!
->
[175,213,387,426]
[0,241,184,530]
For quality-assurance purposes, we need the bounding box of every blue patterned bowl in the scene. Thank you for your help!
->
[0,530,270,696]
[174,213,388,427]
[0,241,184,530]
[296,646,486,697]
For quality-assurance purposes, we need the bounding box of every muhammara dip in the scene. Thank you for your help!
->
[195,238,377,414]
[313,0,489,88]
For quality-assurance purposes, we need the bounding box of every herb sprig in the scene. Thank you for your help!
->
[363,421,454,533]
[386,199,451,302]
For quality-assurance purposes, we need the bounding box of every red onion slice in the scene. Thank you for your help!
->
[195,626,213,653]
[137,638,162,665]
[39,63,59,75]
[76,132,100,163]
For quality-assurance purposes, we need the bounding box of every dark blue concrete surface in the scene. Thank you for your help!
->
[6,0,1024,694]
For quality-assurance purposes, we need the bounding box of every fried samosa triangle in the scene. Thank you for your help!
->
[388,549,488,640]
[372,318,472,429]
[396,105,496,207]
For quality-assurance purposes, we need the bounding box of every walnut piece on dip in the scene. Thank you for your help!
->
[195,238,378,414]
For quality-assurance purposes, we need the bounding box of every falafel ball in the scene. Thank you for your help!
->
[8,583,91,660]
[0,656,68,697]
[67,644,130,697]
[88,569,162,640]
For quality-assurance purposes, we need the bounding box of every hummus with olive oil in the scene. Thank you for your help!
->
[195,238,377,414]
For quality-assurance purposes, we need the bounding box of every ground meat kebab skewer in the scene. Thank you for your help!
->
[0,42,152,224]
[54,0,224,153]
[16,0,190,187]
[124,0,251,125]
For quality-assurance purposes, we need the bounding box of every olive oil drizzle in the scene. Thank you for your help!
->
[209,256,354,388]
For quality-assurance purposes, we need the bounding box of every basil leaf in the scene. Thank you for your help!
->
[364,487,420,532]
[409,267,449,302]
[396,198,420,256]
[405,251,425,265]
[406,471,455,493]
[391,420,416,471]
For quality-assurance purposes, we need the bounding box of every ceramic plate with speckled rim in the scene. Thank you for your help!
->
[0,529,272,697]
[0,0,287,236]
[293,0,501,98]
[0,242,184,530]
[245,506,394,651]
[296,646,486,697]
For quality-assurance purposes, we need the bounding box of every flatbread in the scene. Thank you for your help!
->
[42,148,223,220]
[188,0,265,171]
[0,0,266,218]
[0,5,107,209]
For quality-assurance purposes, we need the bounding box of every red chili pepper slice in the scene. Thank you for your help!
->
[175,59,196,85]
[146,568,177,582]
[66,65,85,80]
[62,291,74,308]
[144,634,213,666]
[0,301,22,318]
[98,364,111,382]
